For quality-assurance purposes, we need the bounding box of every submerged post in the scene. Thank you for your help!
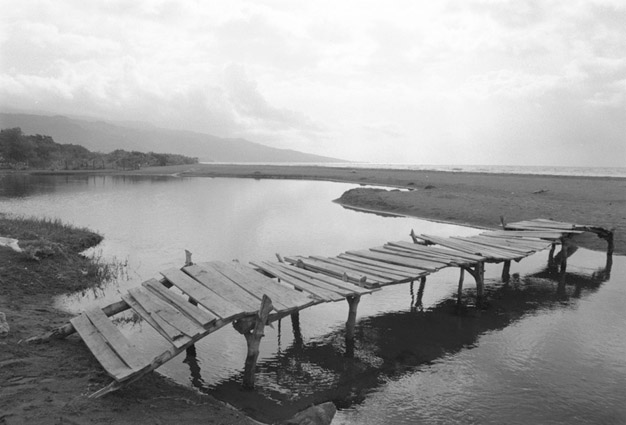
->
[501,260,511,283]
[415,276,426,310]
[457,268,465,309]
[475,262,485,307]
[232,295,273,389]
[345,295,361,358]
[548,243,556,268]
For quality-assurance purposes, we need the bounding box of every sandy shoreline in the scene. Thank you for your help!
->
[124,163,625,255]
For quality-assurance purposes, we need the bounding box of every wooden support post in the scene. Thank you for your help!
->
[410,229,419,244]
[548,243,556,268]
[185,250,193,266]
[457,268,465,309]
[606,231,614,257]
[232,295,273,390]
[345,295,361,358]
[291,311,303,348]
[559,239,568,275]
[501,260,511,283]
[475,262,485,307]
[415,276,426,310]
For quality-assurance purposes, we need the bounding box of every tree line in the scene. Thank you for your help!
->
[0,127,198,170]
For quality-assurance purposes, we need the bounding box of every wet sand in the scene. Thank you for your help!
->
[131,163,625,255]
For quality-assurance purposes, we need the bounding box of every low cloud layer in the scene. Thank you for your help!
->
[1,0,625,165]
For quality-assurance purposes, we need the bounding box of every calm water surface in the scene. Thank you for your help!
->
[1,174,624,424]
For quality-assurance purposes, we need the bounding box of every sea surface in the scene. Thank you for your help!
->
[1,174,624,424]
[206,162,626,178]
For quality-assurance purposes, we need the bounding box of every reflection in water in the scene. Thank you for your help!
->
[186,256,610,423]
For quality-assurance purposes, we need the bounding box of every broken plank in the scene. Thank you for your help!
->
[250,261,342,302]
[447,237,525,259]
[161,268,242,320]
[369,246,452,267]
[268,263,358,297]
[386,241,485,262]
[71,313,136,381]
[183,264,262,313]
[122,291,189,349]
[203,261,300,311]
[346,250,445,272]
[129,286,205,338]
[453,236,532,255]
[285,256,383,286]
[225,261,316,307]
[273,262,373,295]
[84,308,147,370]
[338,253,428,277]
[143,279,217,327]
[310,256,405,283]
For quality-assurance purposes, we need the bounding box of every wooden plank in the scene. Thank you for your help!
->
[273,262,374,295]
[285,256,386,286]
[143,279,217,327]
[346,250,445,272]
[470,235,543,251]
[454,237,532,255]
[369,246,452,267]
[446,237,525,259]
[250,261,342,302]
[183,264,262,313]
[300,256,394,285]
[508,219,577,230]
[419,234,517,259]
[128,287,204,341]
[225,261,316,307]
[161,268,242,320]
[129,286,205,338]
[269,263,357,296]
[71,313,135,381]
[337,253,429,277]
[386,241,485,262]
[203,261,302,311]
[382,244,470,266]
[84,308,146,370]
[120,292,184,348]
[311,256,407,282]
[478,233,553,249]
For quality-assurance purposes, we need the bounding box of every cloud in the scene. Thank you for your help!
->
[1,0,625,165]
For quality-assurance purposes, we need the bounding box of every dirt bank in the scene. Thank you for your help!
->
[0,215,254,425]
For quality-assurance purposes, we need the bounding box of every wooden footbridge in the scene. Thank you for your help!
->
[27,218,614,398]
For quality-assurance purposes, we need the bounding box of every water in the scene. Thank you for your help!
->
[1,174,624,424]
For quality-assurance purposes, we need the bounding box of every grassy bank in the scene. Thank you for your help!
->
[0,215,253,425]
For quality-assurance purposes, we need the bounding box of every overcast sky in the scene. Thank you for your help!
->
[1,0,625,166]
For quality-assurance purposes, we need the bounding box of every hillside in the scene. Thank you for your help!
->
[0,113,343,163]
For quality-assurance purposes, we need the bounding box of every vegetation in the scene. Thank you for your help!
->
[0,127,198,170]
[0,213,122,295]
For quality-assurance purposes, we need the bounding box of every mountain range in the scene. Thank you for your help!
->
[0,112,343,163]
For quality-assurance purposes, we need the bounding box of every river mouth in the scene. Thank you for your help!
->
[1,174,624,424]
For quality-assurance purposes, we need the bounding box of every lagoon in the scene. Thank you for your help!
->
[1,174,624,424]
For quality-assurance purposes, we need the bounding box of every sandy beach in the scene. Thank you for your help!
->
[131,163,625,255]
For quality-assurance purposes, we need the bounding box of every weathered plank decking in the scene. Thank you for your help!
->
[32,218,614,397]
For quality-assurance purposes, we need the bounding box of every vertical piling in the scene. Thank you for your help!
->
[345,295,361,358]
[476,262,485,307]
[415,276,426,310]
[457,268,465,309]
[501,260,511,283]
[233,295,273,390]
